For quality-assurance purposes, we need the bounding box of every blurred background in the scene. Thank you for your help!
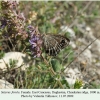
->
[0,1,100,89]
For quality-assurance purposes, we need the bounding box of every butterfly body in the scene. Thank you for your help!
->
[42,34,70,56]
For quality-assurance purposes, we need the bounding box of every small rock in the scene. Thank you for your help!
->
[0,79,14,89]
[70,41,76,49]
[64,68,82,86]
[60,26,76,39]
[0,52,31,71]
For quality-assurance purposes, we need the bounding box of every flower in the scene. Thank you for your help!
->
[0,0,28,52]
[0,0,27,39]
[0,18,7,29]
[28,25,43,58]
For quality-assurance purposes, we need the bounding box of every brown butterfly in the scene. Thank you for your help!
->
[42,34,70,56]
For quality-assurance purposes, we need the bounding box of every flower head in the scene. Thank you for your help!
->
[28,25,43,58]
[0,0,28,39]
[0,18,7,29]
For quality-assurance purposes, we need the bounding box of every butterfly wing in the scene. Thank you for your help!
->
[42,34,70,56]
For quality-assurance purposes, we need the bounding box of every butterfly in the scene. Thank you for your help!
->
[42,34,70,56]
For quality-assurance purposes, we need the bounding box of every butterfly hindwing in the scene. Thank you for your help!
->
[42,34,70,56]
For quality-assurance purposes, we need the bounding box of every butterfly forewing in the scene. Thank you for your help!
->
[42,34,70,56]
